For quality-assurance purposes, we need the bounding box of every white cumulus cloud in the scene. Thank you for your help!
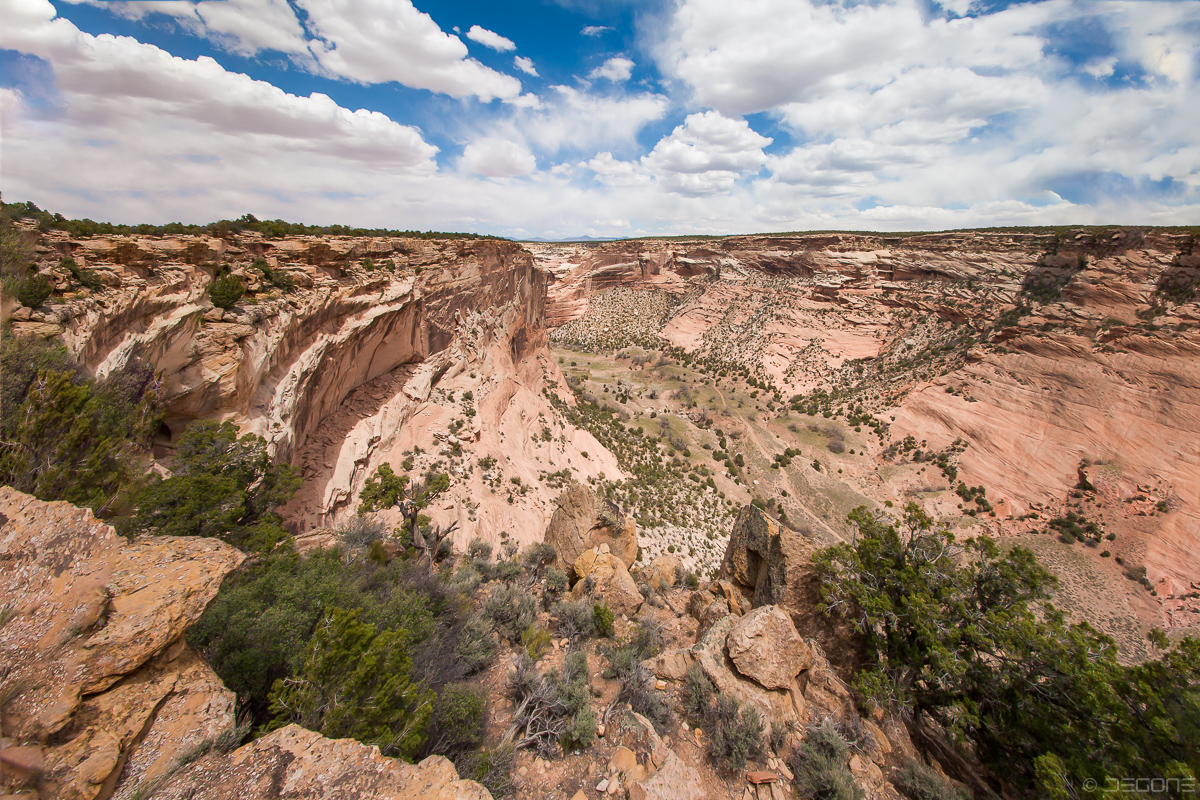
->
[460,138,537,176]
[104,0,522,101]
[641,110,772,195]
[514,55,539,76]
[589,56,634,82]
[466,24,516,52]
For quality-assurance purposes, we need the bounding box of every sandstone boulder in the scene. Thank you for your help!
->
[571,544,644,616]
[642,555,682,589]
[546,483,638,577]
[155,724,492,800]
[688,616,804,737]
[698,596,732,638]
[628,750,706,800]
[727,606,812,690]
[0,489,243,800]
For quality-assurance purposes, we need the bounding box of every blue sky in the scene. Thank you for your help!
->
[2,0,1198,237]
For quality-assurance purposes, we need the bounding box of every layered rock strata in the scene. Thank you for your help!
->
[536,230,1200,628]
[5,229,619,547]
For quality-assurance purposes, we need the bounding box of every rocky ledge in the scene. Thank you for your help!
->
[0,488,490,800]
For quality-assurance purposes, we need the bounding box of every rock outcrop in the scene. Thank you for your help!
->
[545,483,639,576]
[720,505,867,674]
[627,750,706,800]
[571,544,644,616]
[640,555,682,590]
[687,615,805,737]
[721,505,810,611]
[726,606,812,690]
[154,724,491,800]
[0,488,243,800]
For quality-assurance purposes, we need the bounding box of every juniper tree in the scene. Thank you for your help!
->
[815,502,1200,796]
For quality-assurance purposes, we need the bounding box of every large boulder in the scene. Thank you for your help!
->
[727,605,812,690]
[546,483,638,577]
[641,554,682,590]
[571,544,644,616]
[688,616,804,737]
[0,488,244,800]
[628,750,706,800]
[721,504,810,610]
[155,724,492,800]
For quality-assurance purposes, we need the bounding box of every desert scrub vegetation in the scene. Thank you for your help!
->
[266,606,433,759]
[788,719,861,800]
[1,218,54,308]
[249,257,296,292]
[892,758,969,800]
[2,199,505,240]
[601,619,671,733]
[816,502,1200,797]
[682,663,763,772]
[208,270,246,309]
[552,598,598,642]
[504,650,596,757]
[545,380,732,565]
[189,543,498,762]
[484,583,538,641]
[1043,510,1105,545]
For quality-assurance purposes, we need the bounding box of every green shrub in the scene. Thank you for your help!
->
[454,612,497,675]
[188,547,483,727]
[553,599,596,641]
[484,583,536,641]
[522,542,557,574]
[683,663,713,723]
[250,257,295,292]
[458,745,515,798]
[521,624,553,660]
[507,650,596,757]
[706,693,763,773]
[788,719,861,800]
[604,621,671,733]
[545,566,568,594]
[422,682,487,759]
[266,607,434,760]
[816,502,1200,795]
[467,537,493,560]
[0,343,163,514]
[805,718,850,761]
[61,258,104,291]
[209,273,245,308]
[561,705,597,752]
[893,758,969,800]
[130,420,300,551]
[14,273,51,308]
[592,602,615,637]
[358,463,408,513]
[493,559,523,583]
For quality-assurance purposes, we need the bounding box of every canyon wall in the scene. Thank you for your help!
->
[533,229,1200,633]
[6,229,616,546]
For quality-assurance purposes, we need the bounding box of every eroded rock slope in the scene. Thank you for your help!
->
[535,229,1200,638]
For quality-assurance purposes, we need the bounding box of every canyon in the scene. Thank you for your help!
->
[9,225,1200,640]
[2,222,1199,799]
